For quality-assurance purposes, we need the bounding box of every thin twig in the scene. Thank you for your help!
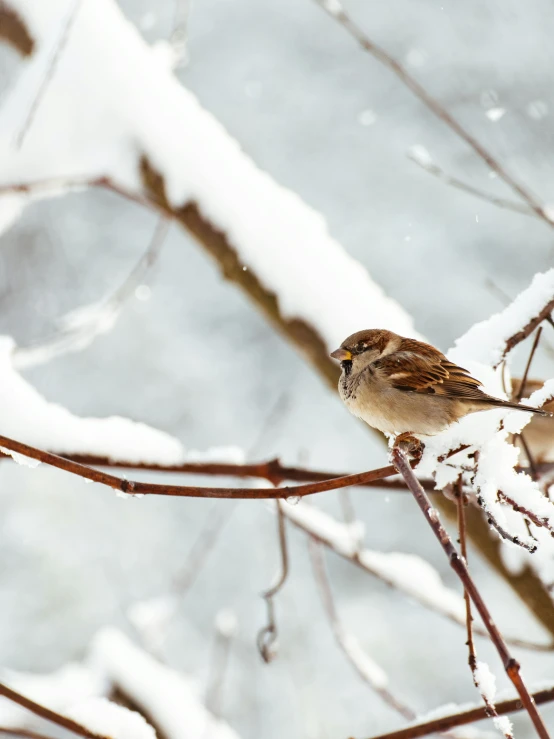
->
[204,612,236,719]
[257,502,289,662]
[498,491,554,534]
[457,487,477,677]
[392,447,551,739]
[517,328,544,401]
[282,500,551,651]
[407,152,536,218]
[0,729,56,739]
[15,0,83,148]
[476,495,537,552]
[309,539,415,720]
[0,434,403,499]
[173,502,237,592]
[497,303,554,367]
[314,0,550,225]
[360,686,554,739]
[0,683,108,739]
[13,217,170,369]
[0,448,427,489]
[458,489,511,735]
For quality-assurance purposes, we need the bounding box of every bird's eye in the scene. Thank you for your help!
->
[356,342,366,352]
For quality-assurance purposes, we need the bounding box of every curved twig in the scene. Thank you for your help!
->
[0,683,108,739]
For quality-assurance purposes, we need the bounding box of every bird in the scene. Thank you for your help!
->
[330,329,551,440]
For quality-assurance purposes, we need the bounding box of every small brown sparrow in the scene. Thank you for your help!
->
[331,329,550,438]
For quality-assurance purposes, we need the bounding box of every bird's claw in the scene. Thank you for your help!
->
[393,433,425,464]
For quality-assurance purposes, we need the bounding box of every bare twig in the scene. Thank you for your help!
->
[457,488,477,676]
[476,495,537,553]
[407,152,536,218]
[309,539,415,719]
[361,686,554,739]
[314,0,550,225]
[13,216,170,369]
[283,499,551,651]
[0,683,108,739]
[498,491,554,534]
[170,0,191,67]
[516,328,544,401]
[497,304,554,367]
[458,490,512,736]
[204,611,237,719]
[15,0,83,148]
[392,447,551,739]
[0,449,429,490]
[0,729,56,739]
[257,502,289,662]
[0,433,404,499]
[173,501,237,592]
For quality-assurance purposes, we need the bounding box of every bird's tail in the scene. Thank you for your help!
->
[488,398,552,417]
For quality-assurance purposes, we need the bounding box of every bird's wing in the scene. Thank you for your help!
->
[375,347,485,400]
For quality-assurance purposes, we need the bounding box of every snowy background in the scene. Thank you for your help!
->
[1,0,554,737]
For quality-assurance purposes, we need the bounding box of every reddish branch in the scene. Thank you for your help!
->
[0,683,108,739]
[363,686,554,739]
[0,434,404,499]
[392,448,550,739]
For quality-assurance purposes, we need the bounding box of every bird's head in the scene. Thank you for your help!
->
[330,329,400,374]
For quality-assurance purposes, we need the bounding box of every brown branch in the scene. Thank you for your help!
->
[498,491,554,534]
[0,683,108,739]
[457,489,477,676]
[497,302,554,367]
[0,433,402,499]
[309,539,415,720]
[392,447,550,739]
[257,502,289,662]
[407,152,536,218]
[361,686,554,739]
[458,490,512,736]
[517,328,544,401]
[0,447,432,490]
[0,2,34,55]
[313,0,550,226]
[0,729,56,739]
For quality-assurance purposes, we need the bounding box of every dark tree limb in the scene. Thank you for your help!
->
[0,2,34,55]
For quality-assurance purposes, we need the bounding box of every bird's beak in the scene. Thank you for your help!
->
[330,348,352,361]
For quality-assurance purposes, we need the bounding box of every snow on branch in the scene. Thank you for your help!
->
[0,0,418,356]
[452,268,554,368]
[410,272,554,592]
[0,336,242,466]
[0,663,106,733]
[91,628,241,739]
